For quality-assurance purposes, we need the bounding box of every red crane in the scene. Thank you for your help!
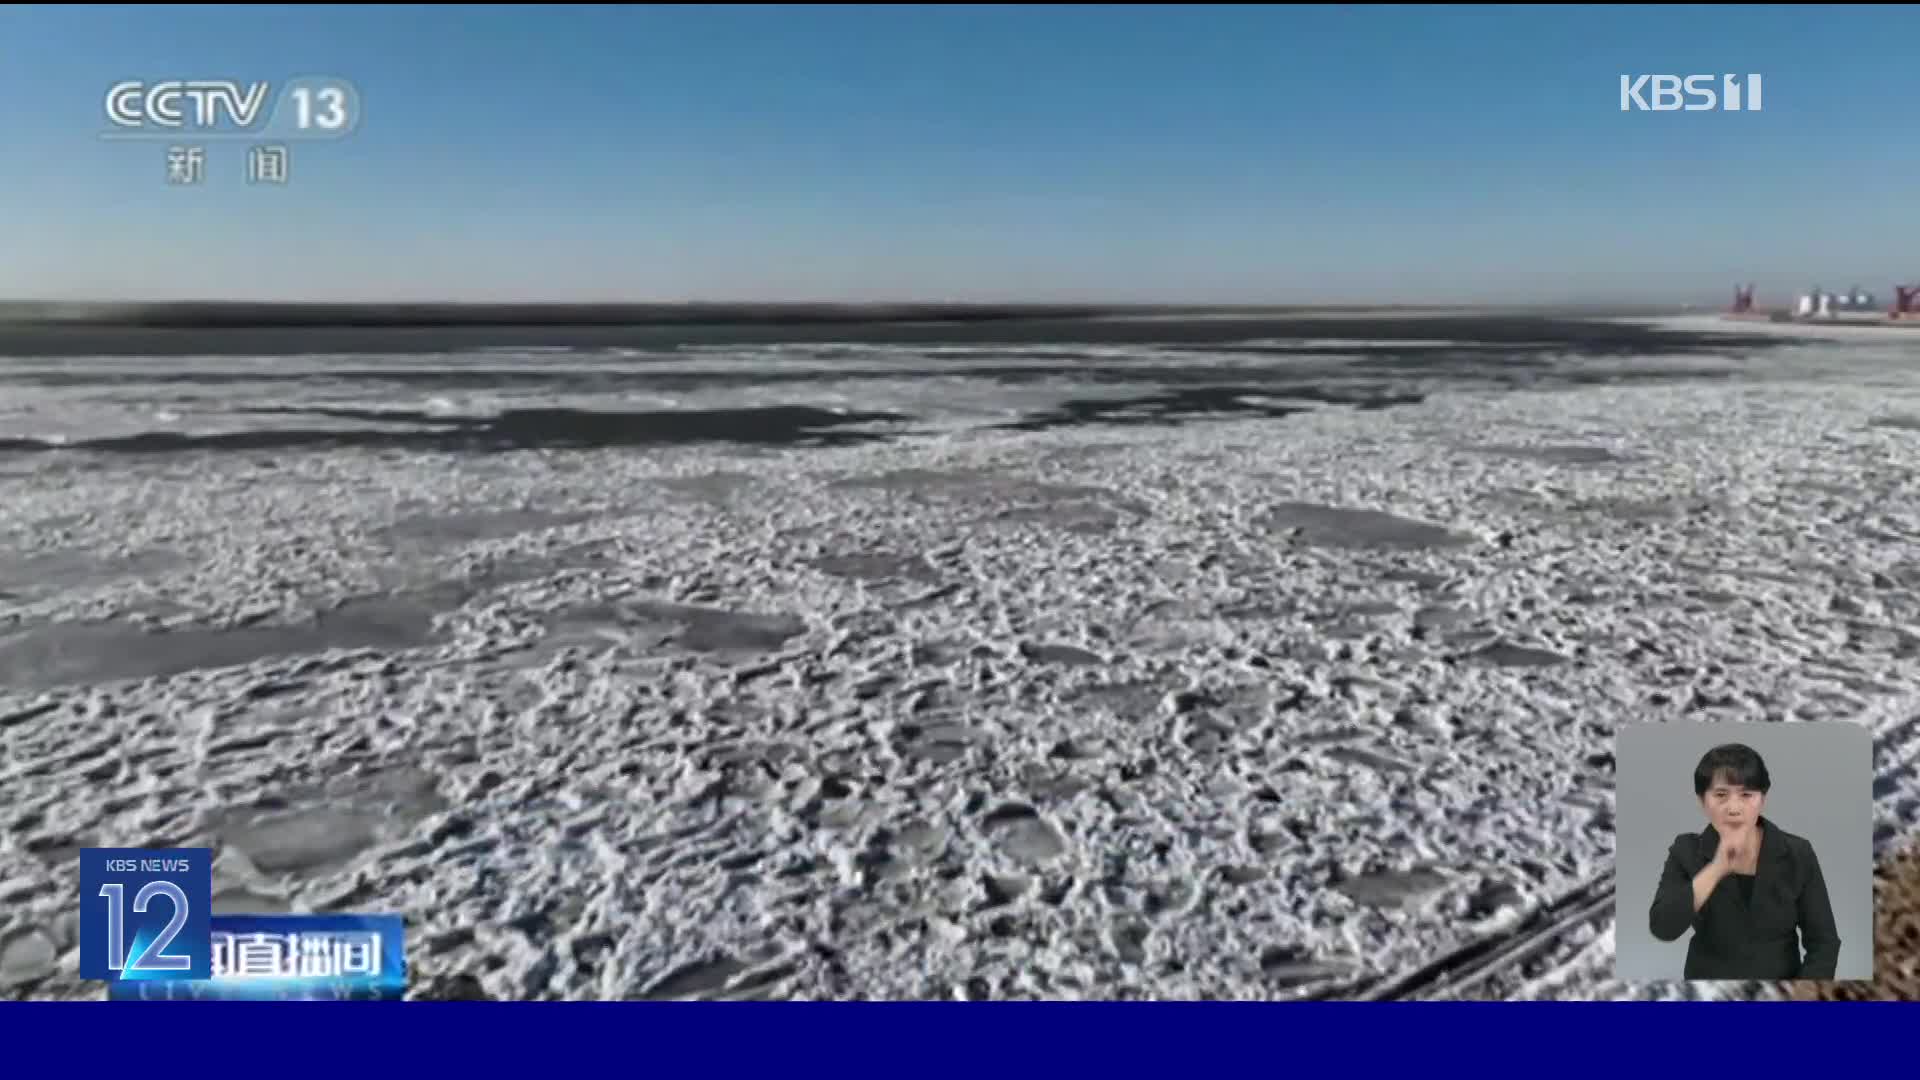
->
[1893,284,1920,319]
[1731,284,1756,313]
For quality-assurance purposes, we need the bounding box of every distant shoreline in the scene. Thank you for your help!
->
[0,304,1712,359]
[0,301,1666,330]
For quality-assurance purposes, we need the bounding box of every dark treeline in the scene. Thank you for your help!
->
[0,301,1399,329]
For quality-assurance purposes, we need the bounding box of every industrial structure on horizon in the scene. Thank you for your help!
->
[1727,282,1920,325]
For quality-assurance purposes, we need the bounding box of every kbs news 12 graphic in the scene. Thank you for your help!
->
[79,848,406,1000]
[100,76,363,188]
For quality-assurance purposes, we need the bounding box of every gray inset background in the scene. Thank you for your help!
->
[1614,721,1873,980]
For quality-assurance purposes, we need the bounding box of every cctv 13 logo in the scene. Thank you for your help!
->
[79,848,214,981]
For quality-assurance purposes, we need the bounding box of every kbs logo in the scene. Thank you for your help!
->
[78,847,214,982]
[1620,74,1763,112]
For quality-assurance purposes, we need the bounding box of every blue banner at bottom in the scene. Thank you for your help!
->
[37,998,1914,1079]
[108,914,404,1001]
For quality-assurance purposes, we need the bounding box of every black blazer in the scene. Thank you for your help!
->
[1647,816,1841,979]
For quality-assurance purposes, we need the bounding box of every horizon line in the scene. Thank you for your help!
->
[0,299,1691,331]
[0,298,1688,311]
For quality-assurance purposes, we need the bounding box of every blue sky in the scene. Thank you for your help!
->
[1,4,1914,304]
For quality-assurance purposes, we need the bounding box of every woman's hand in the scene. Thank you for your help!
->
[1692,832,1744,912]
[1712,830,1743,869]
[1714,823,1756,871]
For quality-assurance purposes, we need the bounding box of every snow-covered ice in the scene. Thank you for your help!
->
[1,316,1917,1000]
